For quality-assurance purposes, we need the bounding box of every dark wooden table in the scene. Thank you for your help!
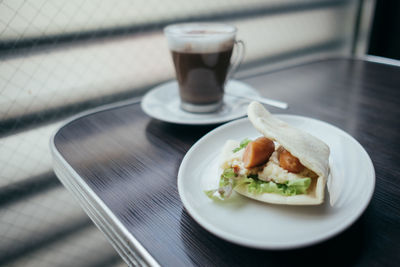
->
[51,58,400,266]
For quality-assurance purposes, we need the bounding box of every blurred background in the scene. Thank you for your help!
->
[0,0,398,266]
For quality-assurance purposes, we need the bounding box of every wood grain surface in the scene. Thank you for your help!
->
[54,58,400,266]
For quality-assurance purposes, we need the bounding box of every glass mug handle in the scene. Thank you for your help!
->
[226,40,245,81]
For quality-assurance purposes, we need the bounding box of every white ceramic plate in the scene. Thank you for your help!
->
[141,80,260,125]
[178,115,375,249]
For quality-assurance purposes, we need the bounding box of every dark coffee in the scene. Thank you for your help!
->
[171,47,233,105]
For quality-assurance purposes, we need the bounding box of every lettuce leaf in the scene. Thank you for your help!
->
[287,177,311,194]
[205,168,311,200]
[246,177,311,196]
[204,168,249,200]
[232,138,251,153]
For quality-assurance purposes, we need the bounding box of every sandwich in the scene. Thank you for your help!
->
[206,101,330,205]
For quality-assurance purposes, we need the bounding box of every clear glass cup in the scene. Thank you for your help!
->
[164,23,245,113]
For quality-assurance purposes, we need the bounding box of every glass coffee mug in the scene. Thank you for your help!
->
[164,23,245,113]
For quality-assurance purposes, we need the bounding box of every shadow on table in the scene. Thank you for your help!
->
[178,208,367,267]
[145,119,223,150]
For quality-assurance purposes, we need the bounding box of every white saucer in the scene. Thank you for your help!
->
[141,80,260,125]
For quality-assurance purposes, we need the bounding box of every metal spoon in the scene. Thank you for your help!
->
[226,92,289,109]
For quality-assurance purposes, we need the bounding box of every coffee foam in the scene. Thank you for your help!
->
[165,24,236,53]
[167,36,234,53]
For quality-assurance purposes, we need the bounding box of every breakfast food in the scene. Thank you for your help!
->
[206,102,330,205]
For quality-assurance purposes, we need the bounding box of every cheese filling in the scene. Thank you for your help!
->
[223,146,314,184]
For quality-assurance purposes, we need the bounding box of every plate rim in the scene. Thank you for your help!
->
[177,115,375,249]
[140,80,259,125]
